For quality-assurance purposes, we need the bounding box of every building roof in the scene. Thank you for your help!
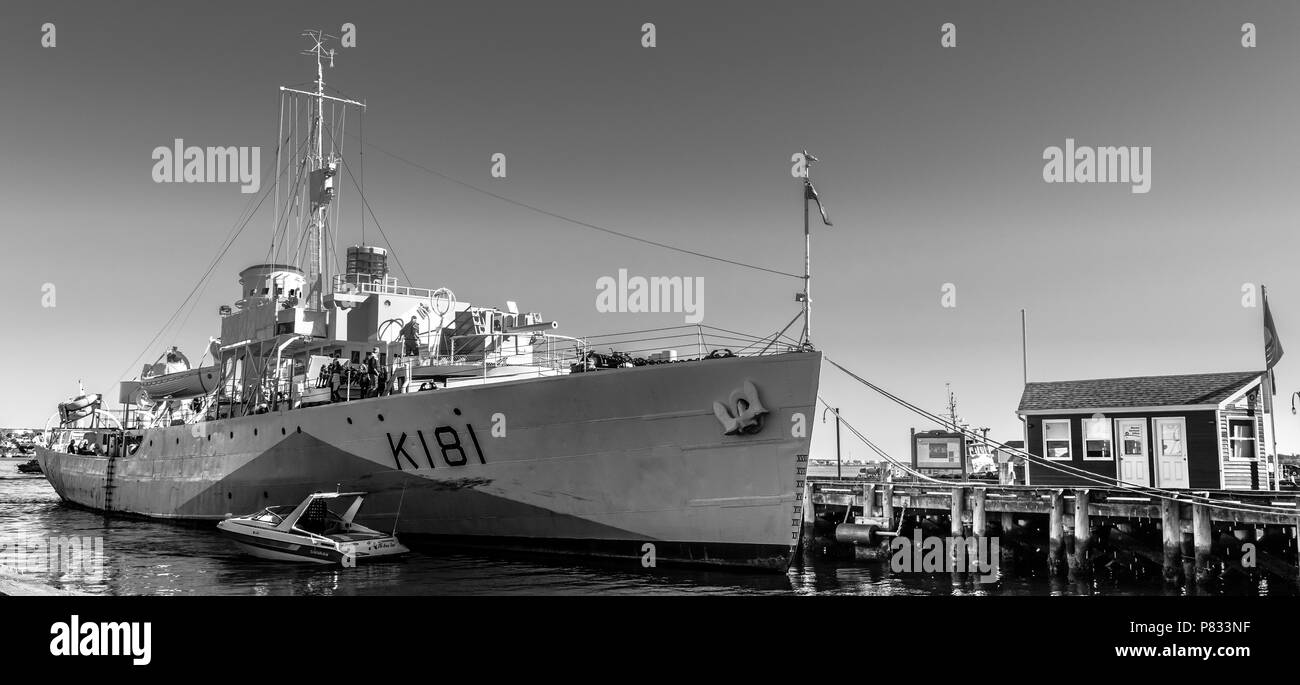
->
[1018,371,1263,413]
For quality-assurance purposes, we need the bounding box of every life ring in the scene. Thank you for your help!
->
[430,288,456,317]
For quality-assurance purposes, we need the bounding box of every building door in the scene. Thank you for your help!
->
[1115,418,1150,487]
[1153,417,1189,488]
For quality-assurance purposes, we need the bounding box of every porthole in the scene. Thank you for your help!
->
[347,417,353,425]
[454,408,462,416]
[378,414,385,422]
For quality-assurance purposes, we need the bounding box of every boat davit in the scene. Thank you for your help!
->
[216,491,409,566]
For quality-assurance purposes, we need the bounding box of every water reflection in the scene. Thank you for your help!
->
[1,461,1294,596]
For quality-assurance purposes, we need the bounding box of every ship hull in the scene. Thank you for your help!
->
[37,351,819,570]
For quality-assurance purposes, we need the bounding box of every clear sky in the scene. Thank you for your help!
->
[2,1,1299,463]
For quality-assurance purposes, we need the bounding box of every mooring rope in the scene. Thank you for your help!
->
[825,356,1300,517]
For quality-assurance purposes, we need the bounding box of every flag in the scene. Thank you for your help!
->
[1264,290,1284,369]
[805,180,832,227]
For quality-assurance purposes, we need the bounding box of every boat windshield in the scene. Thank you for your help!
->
[249,505,297,525]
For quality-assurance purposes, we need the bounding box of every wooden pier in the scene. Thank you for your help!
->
[807,477,1300,585]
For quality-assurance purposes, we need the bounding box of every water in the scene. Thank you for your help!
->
[0,459,1287,596]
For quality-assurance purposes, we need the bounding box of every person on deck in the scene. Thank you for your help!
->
[328,351,344,400]
[401,316,421,358]
[364,349,380,397]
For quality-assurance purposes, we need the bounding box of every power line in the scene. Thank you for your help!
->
[325,128,411,285]
[349,135,803,280]
[825,356,1300,516]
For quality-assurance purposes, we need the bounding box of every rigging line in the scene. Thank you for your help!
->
[145,132,306,369]
[814,397,1300,518]
[165,144,291,351]
[824,357,1300,515]
[262,138,318,268]
[705,323,800,348]
[109,158,282,391]
[824,355,1267,508]
[346,134,803,280]
[359,105,365,246]
[330,106,347,279]
[175,137,311,345]
[264,136,315,261]
[815,397,950,485]
[273,91,284,260]
[324,128,411,285]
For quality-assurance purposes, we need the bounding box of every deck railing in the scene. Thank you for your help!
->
[433,324,805,375]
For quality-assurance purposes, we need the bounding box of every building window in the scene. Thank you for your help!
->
[1043,419,1072,460]
[1229,418,1256,461]
[1082,417,1112,460]
[1158,420,1185,457]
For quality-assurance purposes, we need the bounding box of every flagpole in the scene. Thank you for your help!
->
[1265,284,1280,489]
[803,177,811,348]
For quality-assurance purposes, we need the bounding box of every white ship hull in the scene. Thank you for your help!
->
[38,352,819,570]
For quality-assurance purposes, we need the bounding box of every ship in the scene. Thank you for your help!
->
[35,31,821,571]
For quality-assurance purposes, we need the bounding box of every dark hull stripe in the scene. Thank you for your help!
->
[225,535,344,564]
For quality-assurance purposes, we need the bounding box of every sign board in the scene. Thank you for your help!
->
[912,429,966,474]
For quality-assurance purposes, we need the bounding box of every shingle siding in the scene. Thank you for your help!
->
[1019,371,1262,413]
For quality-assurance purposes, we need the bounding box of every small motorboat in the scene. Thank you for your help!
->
[216,491,408,566]
[16,459,42,474]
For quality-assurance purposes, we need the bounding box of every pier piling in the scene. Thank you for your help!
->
[1071,489,1091,577]
[950,487,965,571]
[808,477,1300,587]
[1161,498,1183,584]
[882,484,895,530]
[1048,490,1065,576]
[999,511,1016,568]
[1193,503,1215,583]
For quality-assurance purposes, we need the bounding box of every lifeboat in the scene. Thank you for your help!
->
[140,346,221,400]
[58,394,101,424]
[140,365,222,400]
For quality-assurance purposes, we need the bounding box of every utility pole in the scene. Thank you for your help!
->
[822,406,843,480]
[835,408,842,479]
[1021,308,1028,386]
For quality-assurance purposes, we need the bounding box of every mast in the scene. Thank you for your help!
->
[281,31,365,311]
[305,31,330,311]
